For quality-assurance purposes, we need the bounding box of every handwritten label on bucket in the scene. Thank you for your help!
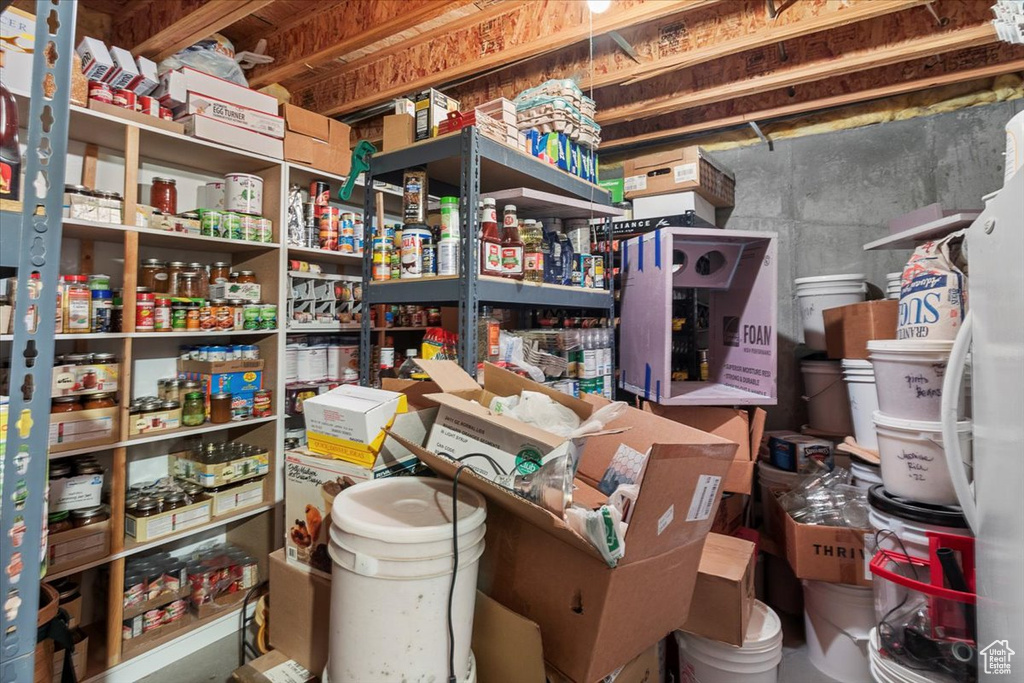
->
[686,475,722,522]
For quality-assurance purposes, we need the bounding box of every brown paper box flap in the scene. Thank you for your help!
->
[630,147,693,173]
[382,377,442,409]
[701,532,756,581]
[481,361,593,420]
[413,359,482,393]
[472,591,545,683]
[427,393,567,449]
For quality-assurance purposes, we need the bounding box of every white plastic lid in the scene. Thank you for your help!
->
[743,600,782,647]
[886,272,902,279]
[331,478,486,544]
[841,359,873,369]
[793,273,866,286]
[872,410,971,432]
[867,339,955,353]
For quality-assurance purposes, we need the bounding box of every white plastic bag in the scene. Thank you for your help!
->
[160,35,248,86]
[489,391,580,434]
[565,504,625,567]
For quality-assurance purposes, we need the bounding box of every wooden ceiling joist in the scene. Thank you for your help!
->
[445,0,924,112]
[290,0,718,117]
[598,1,998,126]
[112,0,276,61]
[244,0,482,89]
[601,43,1024,150]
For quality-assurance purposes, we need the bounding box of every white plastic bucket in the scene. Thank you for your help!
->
[795,274,867,350]
[677,600,782,683]
[873,412,972,506]
[868,628,936,683]
[758,462,808,536]
[843,359,879,449]
[867,339,955,421]
[867,484,970,560]
[324,653,477,683]
[328,478,486,683]
[803,580,874,683]
[801,360,853,435]
[850,459,883,491]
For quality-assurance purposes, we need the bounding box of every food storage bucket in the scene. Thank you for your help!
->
[794,274,866,349]
[842,359,879,448]
[873,412,972,506]
[867,484,970,560]
[677,600,783,683]
[803,580,874,683]
[801,359,853,435]
[867,339,957,421]
[850,458,883,491]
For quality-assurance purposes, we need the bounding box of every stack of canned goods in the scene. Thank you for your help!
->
[122,552,191,640]
[304,180,365,255]
[187,544,260,606]
[138,296,276,333]
[198,211,274,243]
[178,344,261,363]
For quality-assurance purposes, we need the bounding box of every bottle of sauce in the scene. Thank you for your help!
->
[522,219,544,283]
[0,52,21,202]
[500,204,523,280]
[379,347,397,383]
[479,198,502,277]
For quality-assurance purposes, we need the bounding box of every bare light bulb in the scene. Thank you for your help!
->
[587,0,612,13]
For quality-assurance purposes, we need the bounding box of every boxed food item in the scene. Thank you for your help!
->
[133,55,159,96]
[172,446,269,488]
[107,46,140,91]
[177,359,264,375]
[179,369,263,396]
[208,282,261,301]
[268,549,331,674]
[680,533,757,646]
[49,472,104,513]
[156,67,278,114]
[383,113,415,152]
[182,115,283,159]
[823,300,899,360]
[128,403,181,435]
[174,93,285,139]
[49,407,118,453]
[1,7,35,94]
[414,88,460,140]
[768,434,833,473]
[209,479,264,516]
[48,521,110,574]
[231,650,315,683]
[623,146,735,207]
[632,190,717,227]
[52,361,119,396]
[301,385,407,465]
[76,36,114,83]
[125,496,212,542]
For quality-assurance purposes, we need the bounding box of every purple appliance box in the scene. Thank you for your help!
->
[619,227,778,405]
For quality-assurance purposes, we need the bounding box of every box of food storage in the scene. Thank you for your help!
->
[52,361,119,396]
[174,93,285,138]
[172,447,269,488]
[125,496,212,542]
[209,479,265,516]
[302,385,407,466]
[209,282,261,302]
[49,407,119,453]
[128,404,181,436]
[177,359,264,375]
[49,472,104,512]
[48,521,110,574]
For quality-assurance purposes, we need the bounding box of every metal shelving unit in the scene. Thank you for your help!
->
[359,126,615,378]
[1,3,76,682]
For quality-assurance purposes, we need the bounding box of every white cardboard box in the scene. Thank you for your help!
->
[209,282,261,301]
[174,93,285,138]
[107,46,140,91]
[632,190,717,227]
[303,385,407,466]
[1,7,35,95]
[182,115,283,159]
[133,55,159,96]
[155,67,278,114]
[76,36,114,83]
[49,473,104,512]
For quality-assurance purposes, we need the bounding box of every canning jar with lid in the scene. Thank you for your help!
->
[48,511,74,533]
[165,261,187,296]
[71,506,108,528]
[84,393,116,410]
[140,259,168,293]
[177,272,200,300]
[236,270,257,284]
[188,262,209,299]
[52,397,82,414]
[162,492,187,511]
[210,262,231,284]
[63,184,92,219]
[150,177,177,215]
[97,191,124,224]
[182,391,205,427]
[210,392,232,424]
[49,463,72,479]
[131,498,160,517]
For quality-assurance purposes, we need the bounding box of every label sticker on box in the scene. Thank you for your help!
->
[686,474,722,522]
[863,532,874,582]
[657,505,675,535]
[263,660,314,683]
[623,174,647,192]
[673,162,698,184]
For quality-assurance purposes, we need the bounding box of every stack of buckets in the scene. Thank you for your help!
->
[885,272,901,300]
[676,601,784,683]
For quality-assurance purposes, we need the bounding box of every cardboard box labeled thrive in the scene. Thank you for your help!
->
[681,532,757,646]
[302,385,406,465]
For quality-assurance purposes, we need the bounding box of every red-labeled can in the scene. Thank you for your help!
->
[113,89,137,111]
[139,96,160,116]
[159,107,173,121]
[88,81,114,105]
[252,389,272,418]
[310,180,330,207]
[318,207,340,251]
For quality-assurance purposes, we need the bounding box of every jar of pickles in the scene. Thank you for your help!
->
[182,391,205,427]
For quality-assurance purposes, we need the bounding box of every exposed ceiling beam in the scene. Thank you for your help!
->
[246,0,481,89]
[598,2,998,126]
[444,0,925,111]
[600,43,1024,150]
[290,0,719,117]
[112,0,275,62]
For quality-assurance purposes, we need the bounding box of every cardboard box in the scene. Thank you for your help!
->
[681,533,756,646]
[156,67,278,114]
[473,591,546,683]
[175,93,285,139]
[209,282,261,301]
[1,7,35,95]
[125,497,212,542]
[767,434,833,473]
[383,113,415,152]
[645,404,766,495]
[52,361,119,396]
[283,124,352,176]
[48,521,110,574]
[823,300,899,360]
[133,55,159,96]
[414,88,459,140]
[546,641,665,683]
[767,490,871,586]
[52,628,87,683]
[75,36,114,83]
[182,115,283,159]
[395,97,415,117]
[281,103,332,140]
[128,404,181,435]
[632,190,717,227]
[177,359,264,375]
[48,407,118,453]
[49,472,104,513]
[179,369,263,396]
[623,146,735,207]
[172,446,269,488]
[209,479,265,516]
[418,360,596,480]
[711,492,747,536]
[232,650,315,683]
[107,46,140,91]
[269,548,331,674]
[302,385,407,465]
[392,390,737,683]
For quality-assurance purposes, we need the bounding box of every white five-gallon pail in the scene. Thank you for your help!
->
[867,484,971,560]
[803,580,874,683]
[794,274,867,350]
[885,272,902,301]
[327,478,486,683]
[842,359,879,449]
[677,600,783,683]
[868,628,940,683]
[867,339,956,421]
[801,359,853,435]
[850,458,883,491]
[872,411,972,506]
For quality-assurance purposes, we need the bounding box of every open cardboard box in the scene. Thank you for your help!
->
[387,384,737,682]
[680,532,757,646]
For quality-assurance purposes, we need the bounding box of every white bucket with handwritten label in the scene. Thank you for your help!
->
[867,339,958,421]
[794,274,867,350]
[872,411,972,506]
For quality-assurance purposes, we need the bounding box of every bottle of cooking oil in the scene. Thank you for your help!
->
[521,219,544,283]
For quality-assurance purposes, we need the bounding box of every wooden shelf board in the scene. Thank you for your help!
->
[127,329,278,339]
[60,218,280,252]
[863,212,980,251]
[125,415,278,447]
[287,245,363,265]
[120,503,275,557]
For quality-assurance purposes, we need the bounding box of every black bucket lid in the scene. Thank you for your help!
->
[868,484,969,529]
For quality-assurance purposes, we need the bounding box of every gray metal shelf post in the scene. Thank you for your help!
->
[457,128,480,374]
[1,2,76,681]
[360,159,374,384]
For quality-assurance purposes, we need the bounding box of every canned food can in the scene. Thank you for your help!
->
[390,250,401,279]
[200,210,222,238]
[231,301,245,330]
[88,80,113,104]
[198,305,215,331]
[223,212,242,240]
[241,214,259,241]
[438,239,459,276]
[207,345,227,362]
[241,344,259,360]
[259,303,277,330]
[242,303,261,330]
[354,233,363,255]
[319,207,339,251]
[257,218,273,243]
[400,227,430,279]
[372,238,390,281]
[138,95,160,116]
[213,302,233,331]
[340,213,355,237]
[159,107,173,121]
[113,89,137,111]
[310,180,330,206]
[339,236,354,254]
[232,396,252,421]
[422,243,437,277]
[252,389,273,418]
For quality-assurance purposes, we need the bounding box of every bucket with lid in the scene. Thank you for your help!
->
[873,412,972,506]
[842,359,879,449]
[801,359,853,435]
[867,628,944,683]
[867,339,957,421]
[794,274,867,350]
[758,462,808,536]
[327,478,486,683]
[867,484,970,560]
[802,580,874,683]
[850,458,883,491]
[676,600,783,683]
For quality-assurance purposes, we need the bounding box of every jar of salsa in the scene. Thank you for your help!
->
[71,506,108,528]
[83,393,116,410]
[51,397,82,413]
[210,262,231,284]
[150,177,177,215]
[140,259,168,293]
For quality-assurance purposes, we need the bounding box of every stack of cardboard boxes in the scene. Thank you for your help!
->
[621,145,736,227]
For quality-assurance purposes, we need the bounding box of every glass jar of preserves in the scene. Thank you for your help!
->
[131,498,160,517]
[51,397,82,413]
[210,392,233,423]
[150,177,177,215]
[182,391,205,427]
[229,272,240,282]
[177,272,200,300]
[140,259,168,293]
[49,463,72,479]
[83,393,116,410]
[48,511,74,534]
[71,506,108,528]
[92,352,116,366]
[162,492,187,511]
[236,270,257,284]
[165,261,186,296]
[209,262,231,284]
[188,262,209,299]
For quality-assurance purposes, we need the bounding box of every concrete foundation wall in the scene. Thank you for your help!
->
[713,99,1024,429]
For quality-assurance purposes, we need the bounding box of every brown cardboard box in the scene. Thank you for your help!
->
[623,146,735,207]
[473,592,546,683]
[48,406,119,453]
[711,492,747,536]
[383,113,415,152]
[823,300,899,360]
[391,391,737,683]
[681,533,757,646]
[767,489,871,586]
[282,104,352,176]
[48,521,110,574]
[645,404,766,495]
[281,103,331,140]
[51,628,87,683]
[268,548,331,675]
[232,650,316,683]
